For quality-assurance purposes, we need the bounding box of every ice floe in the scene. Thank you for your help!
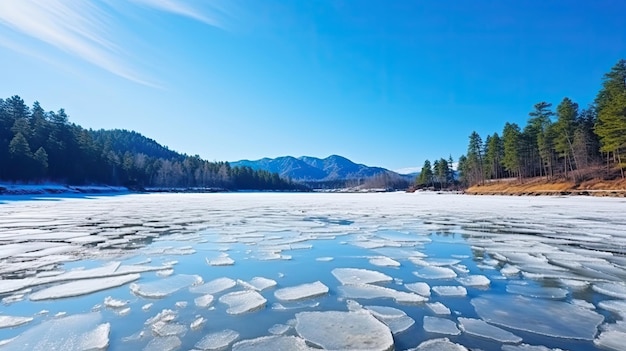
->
[506,284,568,299]
[456,274,490,287]
[219,290,266,314]
[194,329,239,350]
[0,315,33,329]
[190,277,236,295]
[206,255,235,266]
[457,317,522,343]
[471,294,604,340]
[423,316,460,335]
[365,305,415,334]
[232,335,311,351]
[144,336,181,351]
[0,312,109,351]
[414,266,457,279]
[593,282,626,299]
[295,310,394,351]
[432,285,467,297]
[408,337,468,351]
[339,283,426,304]
[274,281,328,301]
[30,273,140,300]
[194,294,214,308]
[332,268,393,285]
[426,302,451,315]
[130,274,202,298]
[369,256,401,267]
[237,277,277,291]
[405,282,431,296]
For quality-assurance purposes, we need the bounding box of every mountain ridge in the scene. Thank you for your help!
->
[230,155,409,183]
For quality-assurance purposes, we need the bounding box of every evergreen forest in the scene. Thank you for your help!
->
[416,59,626,189]
[0,97,306,191]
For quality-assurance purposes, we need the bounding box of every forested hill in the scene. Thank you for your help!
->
[0,96,306,191]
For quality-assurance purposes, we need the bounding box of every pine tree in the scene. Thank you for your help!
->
[554,97,579,176]
[416,160,433,187]
[595,59,626,178]
[502,123,522,179]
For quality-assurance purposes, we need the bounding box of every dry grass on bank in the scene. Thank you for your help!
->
[466,176,626,196]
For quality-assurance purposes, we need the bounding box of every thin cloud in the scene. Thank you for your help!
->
[0,0,228,87]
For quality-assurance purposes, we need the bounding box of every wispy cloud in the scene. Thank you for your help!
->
[0,0,229,87]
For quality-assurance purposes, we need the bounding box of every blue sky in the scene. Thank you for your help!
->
[1,0,625,173]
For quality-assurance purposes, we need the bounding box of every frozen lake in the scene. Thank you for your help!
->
[0,192,625,350]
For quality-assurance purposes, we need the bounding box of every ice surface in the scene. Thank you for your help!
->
[144,336,181,351]
[339,283,426,304]
[405,282,431,297]
[598,300,626,318]
[426,302,451,315]
[471,294,604,340]
[365,306,415,334]
[332,268,393,285]
[315,257,334,262]
[295,310,394,351]
[458,317,522,343]
[500,264,521,275]
[0,312,109,351]
[104,296,129,308]
[237,277,277,291]
[432,285,467,297]
[594,330,626,351]
[131,274,202,298]
[190,317,206,330]
[219,290,267,314]
[194,294,214,308]
[414,266,457,279]
[151,321,187,337]
[423,316,460,335]
[232,335,311,351]
[506,284,568,299]
[593,282,626,299]
[0,316,33,329]
[269,324,291,335]
[30,273,140,300]
[206,255,235,266]
[409,337,469,351]
[369,256,401,267]
[456,275,490,287]
[501,344,569,350]
[274,281,329,301]
[195,329,239,350]
[189,277,236,295]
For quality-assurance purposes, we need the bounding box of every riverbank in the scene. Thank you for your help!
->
[465,177,626,196]
[0,183,130,196]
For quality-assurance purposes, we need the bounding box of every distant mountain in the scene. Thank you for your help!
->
[230,155,406,183]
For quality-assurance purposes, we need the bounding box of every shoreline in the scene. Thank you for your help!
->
[465,177,626,197]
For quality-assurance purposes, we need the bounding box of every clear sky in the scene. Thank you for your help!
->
[1,1,625,173]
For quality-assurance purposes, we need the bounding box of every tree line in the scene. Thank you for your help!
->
[416,58,626,188]
[0,96,307,191]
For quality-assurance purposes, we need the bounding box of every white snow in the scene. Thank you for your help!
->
[274,281,329,301]
[219,290,267,314]
[103,296,129,308]
[295,310,394,351]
